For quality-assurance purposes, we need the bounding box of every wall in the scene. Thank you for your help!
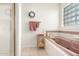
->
[15,3,21,56]
[21,3,59,48]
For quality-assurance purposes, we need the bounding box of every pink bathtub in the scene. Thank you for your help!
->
[52,36,79,55]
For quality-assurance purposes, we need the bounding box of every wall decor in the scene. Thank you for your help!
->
[28,11,35,18]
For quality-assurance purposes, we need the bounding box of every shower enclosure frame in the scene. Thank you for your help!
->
[10,3,16,56]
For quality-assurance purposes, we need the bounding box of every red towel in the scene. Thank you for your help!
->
[29,21,39,31]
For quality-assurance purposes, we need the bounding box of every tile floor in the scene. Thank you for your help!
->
[21,47,48,56]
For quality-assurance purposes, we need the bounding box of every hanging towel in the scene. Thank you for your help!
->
[29,21,39,31]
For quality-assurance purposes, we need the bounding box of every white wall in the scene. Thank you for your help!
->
[21,3,59,48]
[15,3,21,56]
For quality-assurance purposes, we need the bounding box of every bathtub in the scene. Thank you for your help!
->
[45,37,79,56]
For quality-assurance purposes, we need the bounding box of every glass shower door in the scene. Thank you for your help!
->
[0,3,15,56]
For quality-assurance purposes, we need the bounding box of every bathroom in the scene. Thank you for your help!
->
[0,3,79,56]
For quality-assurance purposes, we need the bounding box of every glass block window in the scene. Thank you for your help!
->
[64,3,79,26]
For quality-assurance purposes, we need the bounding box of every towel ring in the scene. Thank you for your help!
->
[28,11,35,18]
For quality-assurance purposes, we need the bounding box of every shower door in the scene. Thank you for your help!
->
[0,3,15,56]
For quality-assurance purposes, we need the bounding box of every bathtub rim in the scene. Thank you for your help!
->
[45,38,79,56]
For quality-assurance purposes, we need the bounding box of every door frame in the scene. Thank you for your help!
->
[10,3,15,56]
